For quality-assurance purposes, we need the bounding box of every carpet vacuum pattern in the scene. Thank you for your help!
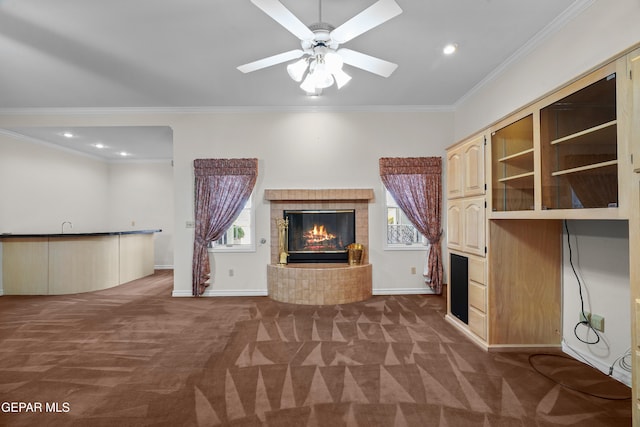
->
[0,271,631,426]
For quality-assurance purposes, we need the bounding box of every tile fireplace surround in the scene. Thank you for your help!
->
[265,189,374,305]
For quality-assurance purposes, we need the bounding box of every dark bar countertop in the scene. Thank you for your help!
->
[0,229,161,239]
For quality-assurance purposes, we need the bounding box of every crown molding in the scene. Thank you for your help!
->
[454,0,595,108]
[0,104,455,116]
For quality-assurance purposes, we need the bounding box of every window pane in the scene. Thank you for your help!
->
[211,196,253,248]
[384,189,425,246]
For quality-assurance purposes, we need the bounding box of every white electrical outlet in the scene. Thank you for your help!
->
[186,220,195,228]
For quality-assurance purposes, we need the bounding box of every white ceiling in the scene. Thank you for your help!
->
[0,0,583,159]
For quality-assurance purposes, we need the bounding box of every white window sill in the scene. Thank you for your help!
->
[208,245,255,253]
[384,243,430,251]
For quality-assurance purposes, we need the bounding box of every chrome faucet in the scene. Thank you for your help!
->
[61,221,73,234]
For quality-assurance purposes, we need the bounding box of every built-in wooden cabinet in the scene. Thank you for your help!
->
[491,114,535,212]
[446,132,488,344]
[540,62,619,211]
[446,133,487,253]
[488,58,631,220]
[447,47,638,360]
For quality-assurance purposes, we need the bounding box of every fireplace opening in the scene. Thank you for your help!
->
[285,209,355,263]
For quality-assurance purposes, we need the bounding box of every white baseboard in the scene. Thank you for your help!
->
[373,287,437,295]
[562,341,631,387]
[172,289,268,297]
[173,287,435,297]
[154,265,174,270]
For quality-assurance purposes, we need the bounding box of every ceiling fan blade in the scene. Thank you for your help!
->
[330,0,402,44]
[251,0,315,41]
[338,48,397,77]
[237,49,305,73]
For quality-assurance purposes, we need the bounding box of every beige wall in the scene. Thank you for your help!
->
[0,110,454,297]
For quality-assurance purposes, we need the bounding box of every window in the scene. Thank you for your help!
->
[209,194,255,252]
[384,189,427,249]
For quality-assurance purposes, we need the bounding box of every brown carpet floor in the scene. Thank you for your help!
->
[0,270,631,426]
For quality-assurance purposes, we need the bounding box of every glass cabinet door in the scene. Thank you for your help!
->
[540,73,618,210]
[491,114,534,212]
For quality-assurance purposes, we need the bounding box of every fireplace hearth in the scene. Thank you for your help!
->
[285,209,355,263]
[264,189,374,305]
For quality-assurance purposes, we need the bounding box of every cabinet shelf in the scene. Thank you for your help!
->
[497,148,534,163]
[549,120,617,146]
[540,70,618,211]
[498,171,534,183]
[551,159,618,176]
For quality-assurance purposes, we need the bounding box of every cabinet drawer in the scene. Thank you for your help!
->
[469,282,486,313]
[468,257,485,285]
[468,308,487,340]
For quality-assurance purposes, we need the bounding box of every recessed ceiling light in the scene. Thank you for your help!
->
[63,132,74,138]
[119,151,129,157]
[94,143,105,149]
[443,43,458,55]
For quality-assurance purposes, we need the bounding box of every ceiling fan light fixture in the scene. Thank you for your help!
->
[241,0,402,94]
[333,68,352,89]
[300,72,318,93]
[287,57,308,82]
[311,60,334,89]
[324,50,344,74]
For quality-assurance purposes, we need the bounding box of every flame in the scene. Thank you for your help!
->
[304,224,336,243]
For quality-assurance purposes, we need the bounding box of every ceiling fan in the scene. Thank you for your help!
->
[237,0,402,94]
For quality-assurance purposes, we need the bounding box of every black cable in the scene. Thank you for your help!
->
[528,353,631,400]
[564,220,600,345]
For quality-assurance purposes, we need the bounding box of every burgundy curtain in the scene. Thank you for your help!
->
[192,158,258,296]
[379,157,444,294]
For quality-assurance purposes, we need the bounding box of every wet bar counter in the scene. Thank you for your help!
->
[0,230,160,295]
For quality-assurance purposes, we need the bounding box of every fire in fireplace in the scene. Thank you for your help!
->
[285,209,355,263]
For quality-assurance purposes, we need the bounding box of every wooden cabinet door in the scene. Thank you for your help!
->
[447,148,463,199]
[463,135,485,196]
[628,47,640,424]
[630,48,640,175]
[447,199,463,251]
[462,197,485,256]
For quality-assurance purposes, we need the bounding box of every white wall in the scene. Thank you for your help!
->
[562,220,630,383]
[107,161,174,268]
[171,111,453,296]
[0,131,110,233]
[0,130,174,268]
